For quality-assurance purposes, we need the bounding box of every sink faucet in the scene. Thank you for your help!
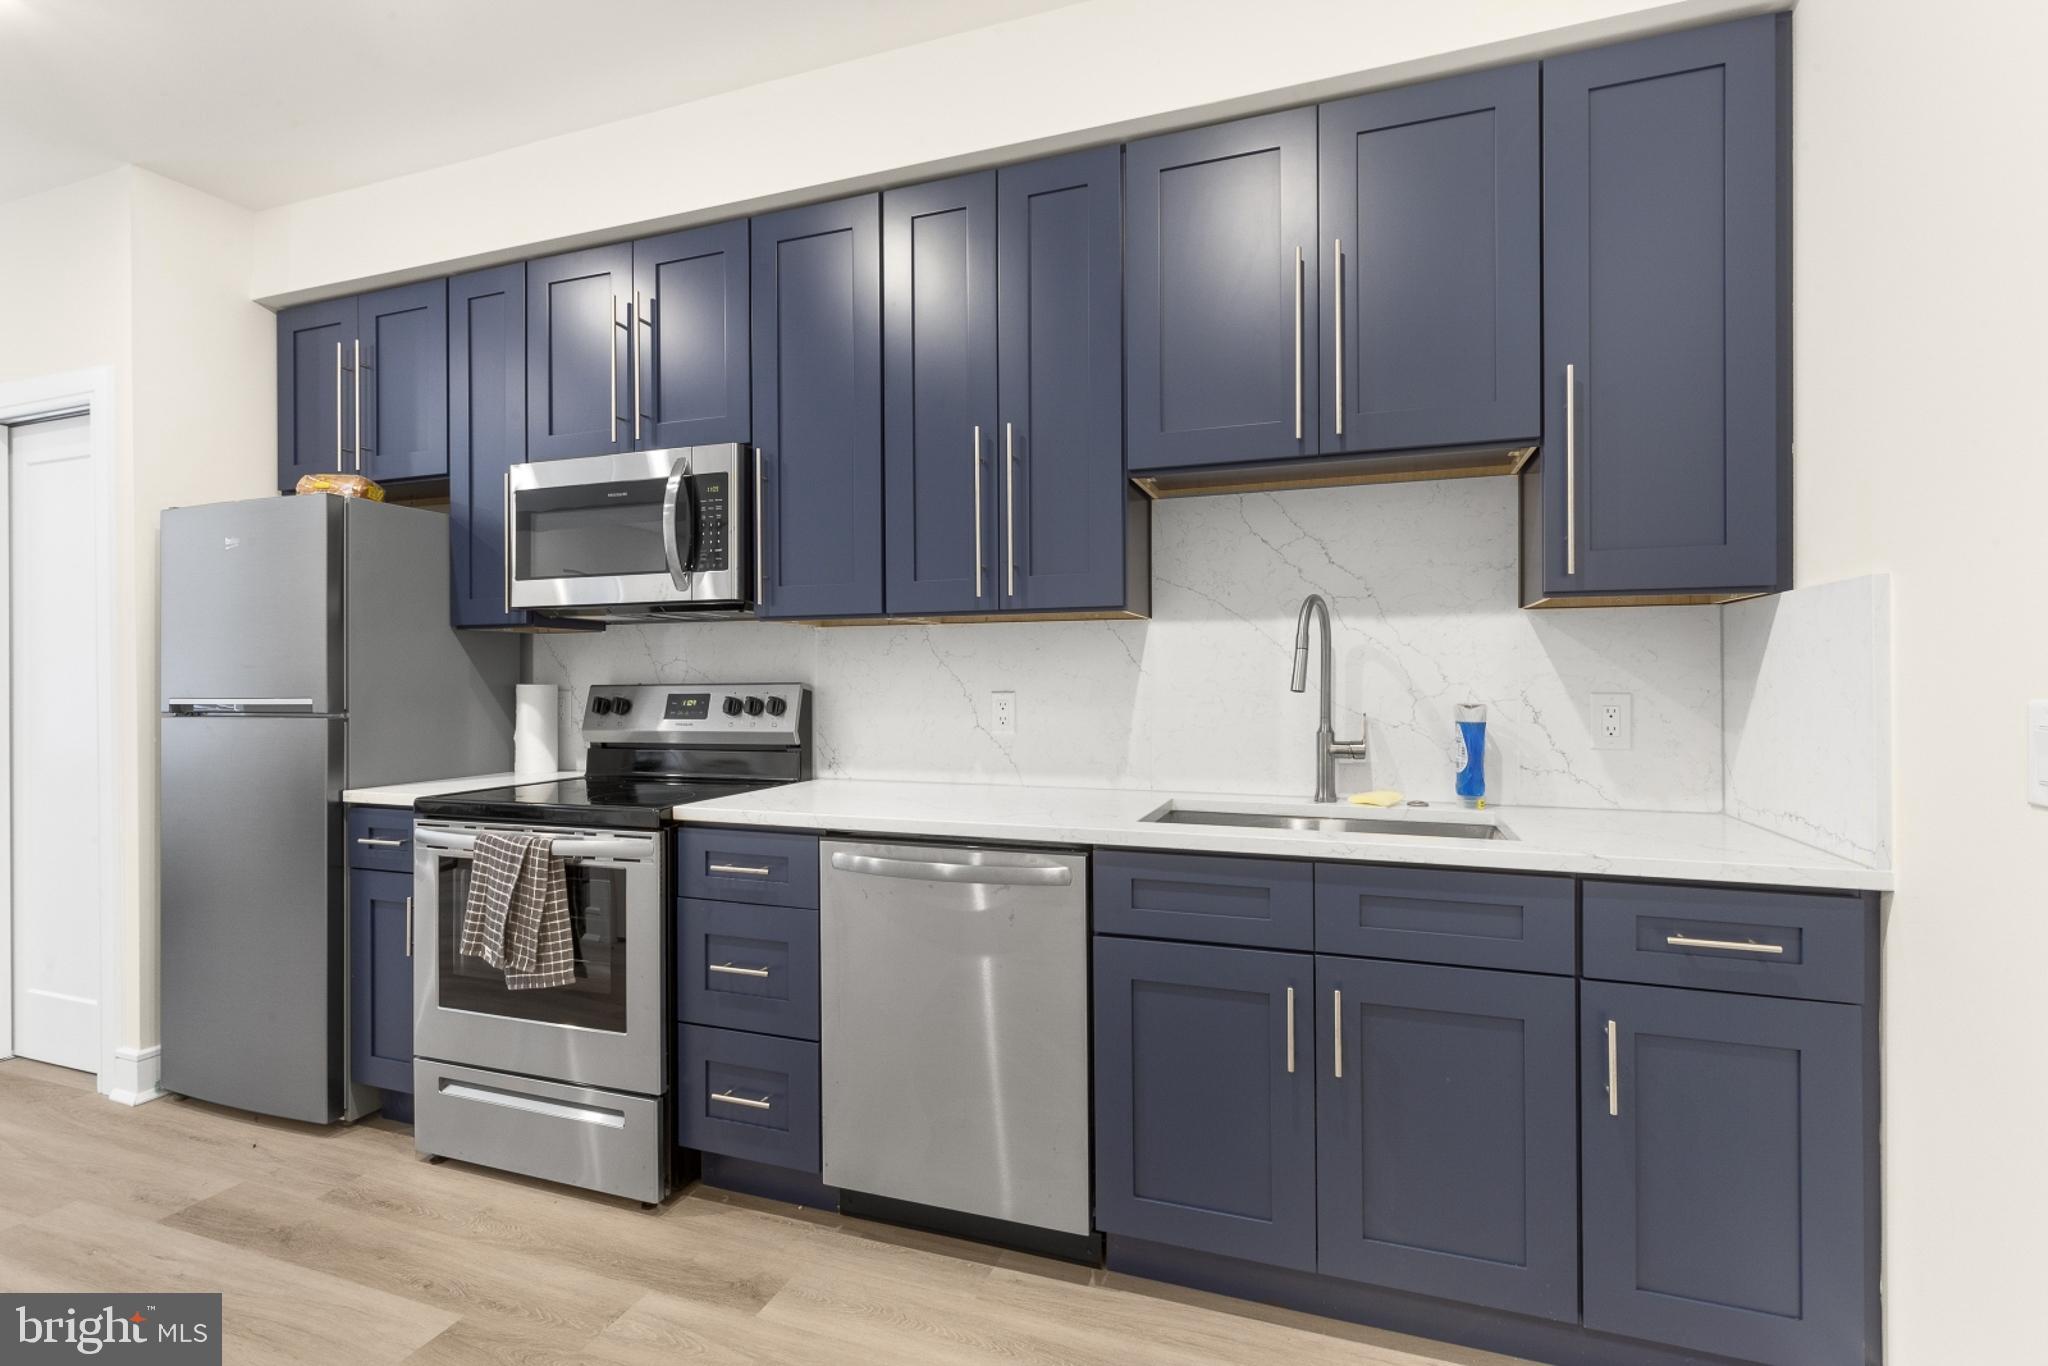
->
[1290,593,1370,803]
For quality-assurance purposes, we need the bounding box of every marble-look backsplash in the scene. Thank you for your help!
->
[528,478,1727,810]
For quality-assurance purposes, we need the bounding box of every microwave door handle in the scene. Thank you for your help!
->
[661,458,695,591]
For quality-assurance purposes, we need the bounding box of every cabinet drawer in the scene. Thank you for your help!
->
[347,807,415,873]
[676,1024,821,1173]
[1315,864,1575,973]
[1582,882,1874,1004]
[1094,850,1314,949]
[415,1059,667,1204]
[677,828,819,908]
[677,898,819,1040]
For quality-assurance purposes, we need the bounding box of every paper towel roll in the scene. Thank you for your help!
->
[515,684,561,776]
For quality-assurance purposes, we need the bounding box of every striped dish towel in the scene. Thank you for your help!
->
[459,831,576,990]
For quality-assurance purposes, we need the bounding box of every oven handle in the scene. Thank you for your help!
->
[415,828,655,862]
[661,454,696,590]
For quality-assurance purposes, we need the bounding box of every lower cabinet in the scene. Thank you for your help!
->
[1581,981,1872,1366]
[1318,956,1579,1322]
[1093,936,1317,1271]
[676,1023,821,1174]
[347,865,415,1094]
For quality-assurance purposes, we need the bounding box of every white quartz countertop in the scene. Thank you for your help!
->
[342,771,582,808]
[671,780,1891,892]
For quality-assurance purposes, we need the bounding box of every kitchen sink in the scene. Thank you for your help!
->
[1145,806,1510,840]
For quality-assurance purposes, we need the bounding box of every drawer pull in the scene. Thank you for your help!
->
[1605,1019,1620,1117]
[355,836,407,848]
[709,962,771,979]
[711,1090,773,1111]
[1665,934,1785,956]
[709,862,773,877]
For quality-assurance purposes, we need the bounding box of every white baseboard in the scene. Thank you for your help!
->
[103,1044,164,1106]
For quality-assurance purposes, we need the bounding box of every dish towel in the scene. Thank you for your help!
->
[459,831,576,990]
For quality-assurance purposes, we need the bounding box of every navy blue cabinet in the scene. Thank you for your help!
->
[448,263,535,629]
[751,195,884,620]
[632,220,751,450]
[1094,935,1317,1271]
[346,808,415,1105]
[883,171,998,616]
[1317,65,1539,455]
[1582,980,1873,1366]
[1317,956,1578,1322]
[355,280,449,484]
[276,297,358,491]
[1530,15,1790,603]
[526,244,632,461]
[1126,109,1319,473]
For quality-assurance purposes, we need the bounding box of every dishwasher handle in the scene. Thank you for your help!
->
[829,849,1074,888]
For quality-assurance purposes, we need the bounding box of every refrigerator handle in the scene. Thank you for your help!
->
[166,698,317,714]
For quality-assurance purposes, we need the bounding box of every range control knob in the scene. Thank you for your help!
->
[721,695,745,717]
[744,696,765,716]
[612,696,633,716]
[590,696,614,716]
[765,696,789,717]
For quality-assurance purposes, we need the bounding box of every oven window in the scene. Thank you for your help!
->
[514,478,668,581]
[436,856,629,1031]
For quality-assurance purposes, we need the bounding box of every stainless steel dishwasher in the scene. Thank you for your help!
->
[821,840,1090,1237]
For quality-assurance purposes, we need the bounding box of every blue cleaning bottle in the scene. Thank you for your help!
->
[1454,703,1487,808]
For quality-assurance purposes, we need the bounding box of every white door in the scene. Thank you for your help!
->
[8,414,101,1071]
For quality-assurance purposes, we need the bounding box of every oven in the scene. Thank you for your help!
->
[505,444,751,617]
[413,820,664,1095]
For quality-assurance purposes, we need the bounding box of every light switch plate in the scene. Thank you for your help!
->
[2030,700,2048,808]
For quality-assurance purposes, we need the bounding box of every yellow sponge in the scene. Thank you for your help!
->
[1347,790,1403,808]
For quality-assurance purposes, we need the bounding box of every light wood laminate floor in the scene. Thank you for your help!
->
[0,1059,1536,1366]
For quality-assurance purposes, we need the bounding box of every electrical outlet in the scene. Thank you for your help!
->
[1591,692,1632,751]
[990,690,1017,737]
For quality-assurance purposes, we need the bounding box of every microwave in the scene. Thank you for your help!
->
[506,445,752,619]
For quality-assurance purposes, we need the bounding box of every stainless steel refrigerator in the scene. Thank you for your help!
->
[158,495,520,1123]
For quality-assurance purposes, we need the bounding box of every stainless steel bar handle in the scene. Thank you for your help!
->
[1332,988,1343,1079]
[972,424,984,600]
[1665,934,1786,955]
[414,829,652,862]
[709,863,773,877]
[1605,1018,1620,1117]
[633,290,644,442]
[709,962,771,979]
[353,338,364,472]
[1333,238,1344,437]
[404,896,413,958]
[711,1090,773,1111]
[334,341,345,471]
[609,293,620,443]
[354,837,407,849]
[1004,422,1016,598]
[830,850,1073,888]
[1285,986,1296,1074]
[1565,362,1578,575]
[1293,246,1304,441]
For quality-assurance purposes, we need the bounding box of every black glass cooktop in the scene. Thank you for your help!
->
[415,776,776,831]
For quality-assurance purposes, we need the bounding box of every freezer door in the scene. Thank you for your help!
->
[159,714,344,1123]
[159,497,343,713]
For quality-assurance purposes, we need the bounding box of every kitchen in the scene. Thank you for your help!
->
[0,2,2036,1364]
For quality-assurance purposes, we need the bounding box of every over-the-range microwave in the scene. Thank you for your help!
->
[505,445,751,621]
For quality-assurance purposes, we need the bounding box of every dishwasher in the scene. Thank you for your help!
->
[820,840,1091,1241]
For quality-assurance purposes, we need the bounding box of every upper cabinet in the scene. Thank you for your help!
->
[276,283,448,491]
[632,220,751,450]
[1126,109,1319,474]
[752,195,884,620]
[1527,15,1790,605]
[525,244,632,461]
[883,148,1143,619]
[448,263,530,629]
[1317,65,1540,455]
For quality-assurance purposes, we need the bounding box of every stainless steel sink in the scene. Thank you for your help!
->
[1146,807,1509,840]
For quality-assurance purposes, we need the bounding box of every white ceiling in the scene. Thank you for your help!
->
[0,0,1076,209]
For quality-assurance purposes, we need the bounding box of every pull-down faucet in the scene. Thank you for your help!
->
[1290,594,1369,803]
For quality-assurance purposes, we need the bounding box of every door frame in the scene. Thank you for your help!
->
[0,367,125,1100]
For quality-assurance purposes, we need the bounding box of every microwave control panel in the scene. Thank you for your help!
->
[688,473,728,572]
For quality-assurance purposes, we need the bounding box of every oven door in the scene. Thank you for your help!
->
[506,445,748,611]
[414,821,665,1094]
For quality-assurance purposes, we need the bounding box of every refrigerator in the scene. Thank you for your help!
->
[158,495,520,1123]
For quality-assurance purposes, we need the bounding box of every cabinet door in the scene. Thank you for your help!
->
[276,296,357,491]
[1316,957,1578,1321]
[1094,936,1316,1271]
[998,147,1130,613]
[1583,982,1871,1366]
[632,220,751,450]
[357,278,448,483]
[1126,109,1319,472]
[883,171,997,616]
[1540,16,1788,598]
[1318,64,1539,454]
[751,195,883,619]
[449,264,533,628]
[526,243,632,461]
[348,867,414,1093]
